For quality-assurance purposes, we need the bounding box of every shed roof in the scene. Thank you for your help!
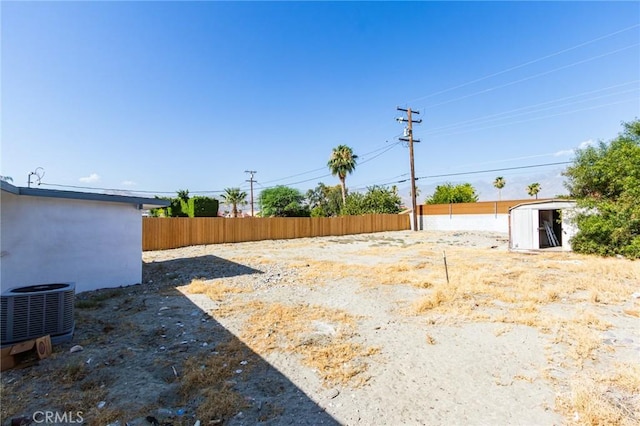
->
[508,199,576,212]
[1,181,170,210]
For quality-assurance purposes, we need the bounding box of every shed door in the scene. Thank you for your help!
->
[511,208,534,249]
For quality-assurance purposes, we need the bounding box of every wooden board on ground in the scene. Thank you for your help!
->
[0,335,52,371]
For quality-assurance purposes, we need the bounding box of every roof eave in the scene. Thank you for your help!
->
[1,181,170,208]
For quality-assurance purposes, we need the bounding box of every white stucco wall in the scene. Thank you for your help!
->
[418,214,509,233]
[1,192,142,293]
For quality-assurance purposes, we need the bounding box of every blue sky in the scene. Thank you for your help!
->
[2,1,639,204]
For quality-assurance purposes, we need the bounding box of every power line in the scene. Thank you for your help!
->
[424,97,639,139]
[351,161,574,192]
[424,81,639,135]
[357,142,402,165]
[412,161,572,183]
[405,23,640,104]
[421,43,639,110]
[258,166,328,185]
[351,172,410,191]
[39,140,403,197]
[311,143,401,191]
[39,182,224,195]
[258,139,402,185]
[353,147,579,190]
[38,159,575,197]
[436,152,569,172]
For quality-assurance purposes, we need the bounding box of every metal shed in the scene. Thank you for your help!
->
[509,199,578,252]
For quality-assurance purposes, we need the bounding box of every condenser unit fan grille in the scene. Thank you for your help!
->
[1,283,75,346]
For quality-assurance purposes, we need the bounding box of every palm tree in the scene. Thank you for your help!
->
[527,182,541,199]
[222,187,248,217]
[328,145,358,205]
[493,176,506,201]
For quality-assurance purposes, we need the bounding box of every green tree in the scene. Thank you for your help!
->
[327,145,358,205]
[342,185,403,215]
[306,183,343,217]
[563,119,640,258]
[149,194,218,217]
[170,198,188,217]
[221,187,247,218]
[258,186,310,217]
[527,183,541,199]
[187,196,219,217]
[150,196,172,217]
[341,192,367,215]
[425,183,479,204]
[176,189,190,202]
[493,176,506,201]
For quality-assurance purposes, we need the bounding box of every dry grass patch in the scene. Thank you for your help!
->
[195,388,247,424]
[179,278,248,301]
[622,308,640,318]
[180,338,253,423]
[59,360,90,383]
[5,363,132,425]
[558,365,640,426]
[357,245,436,258]
[298,259,440,289]
[494,325,512,336]
[372,262,438,288]
[214,300,266,318]
[295,259,354,282]
[409,248,632,380]
[555,323,601,366]
[411,247,637,321]
[75,288,124,309]
[301,342,379,386]
[237,302,378,387]
[611,363,640,395]
[414,286,454,312]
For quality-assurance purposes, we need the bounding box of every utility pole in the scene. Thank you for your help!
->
[397,107,422,231]
[245,170,257,216]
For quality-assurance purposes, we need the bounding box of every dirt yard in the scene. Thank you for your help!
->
[2,230,639,425]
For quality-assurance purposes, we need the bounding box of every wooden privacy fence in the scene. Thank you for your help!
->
[142,214,410,250]
[417,199,549,216]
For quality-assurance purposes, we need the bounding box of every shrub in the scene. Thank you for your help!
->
[188,196,219,217]
[426,183,478,204]
[563,119,640,259]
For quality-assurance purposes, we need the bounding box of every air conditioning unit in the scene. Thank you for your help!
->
[0,283,75,346]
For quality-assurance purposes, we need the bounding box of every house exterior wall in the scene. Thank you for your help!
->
[419,214,509,233]
[1,191,142,293]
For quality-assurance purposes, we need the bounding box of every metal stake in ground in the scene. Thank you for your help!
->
[443,250,449,284]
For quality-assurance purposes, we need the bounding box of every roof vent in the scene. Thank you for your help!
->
[1,283,75,346]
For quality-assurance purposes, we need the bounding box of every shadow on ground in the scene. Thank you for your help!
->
[143,254,264,283]
[0,255,339,425]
